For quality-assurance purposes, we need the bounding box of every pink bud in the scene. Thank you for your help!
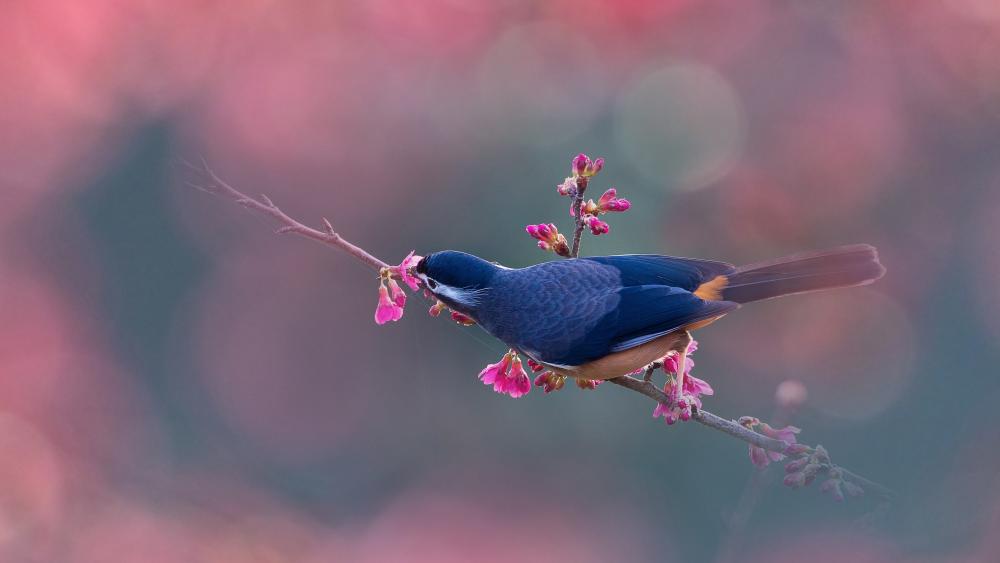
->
[572,153,589,176]
[590,157,604,175]
[785,457,809,473]
[525,224,539,237]
[598,188,617,207]
[556,178,577,197]
[783,472,806,488]
[451,311,476,326]
[784,443,811,456]
[428,301,446,317]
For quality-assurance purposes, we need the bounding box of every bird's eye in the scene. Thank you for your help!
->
[415,258,428,275]
[426,278,438,290]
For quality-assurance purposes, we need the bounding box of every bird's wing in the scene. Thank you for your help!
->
[584,255,736,291]
[604,285,739,353]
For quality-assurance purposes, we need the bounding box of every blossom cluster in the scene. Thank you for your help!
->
[374,251,422,324]
[572,188,632,235]
[651,341,714,424]
[525,223,571,257]
[530,153,631,254]
[739,416,802,468]
[478,350,531,398]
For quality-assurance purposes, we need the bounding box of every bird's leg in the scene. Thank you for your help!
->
[672,331,693,403]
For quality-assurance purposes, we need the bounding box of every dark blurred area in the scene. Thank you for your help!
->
[3,1,1000,561]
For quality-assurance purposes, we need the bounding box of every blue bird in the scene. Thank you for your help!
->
[414,245,885,382]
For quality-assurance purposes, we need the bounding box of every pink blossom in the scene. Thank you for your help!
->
[388,278,406,307]
[575,378,601,390]
[526,223,571,257]
[428,301,446,317]
[534,371,566,393]
[478,351,531,398]
[498,357,531,398]
[571,153,604,178]
[745,421,802,468]
[374,281,404,324]
[451,311,476,326]
[584,215,610,235]
[396,251,423,290]
[556,177,577,197]
[479,353,513,387]
[596,188,630,212]
[651,340,710,424]
[526,359,545,373]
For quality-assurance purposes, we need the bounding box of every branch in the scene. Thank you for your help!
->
[186,161,892,503]
[607,375,893,500]
[570,177,588,258]
[180,158,388,272]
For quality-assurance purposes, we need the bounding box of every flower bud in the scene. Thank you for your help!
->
[451,311,476,326]
[428,301,446,317]
[783,472,806,488]
[785,457,809,473]
[572,153,590,176]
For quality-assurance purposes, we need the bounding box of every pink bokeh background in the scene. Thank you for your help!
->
[4,1,1000,561]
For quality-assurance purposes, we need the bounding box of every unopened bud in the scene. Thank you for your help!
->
[784,472,807,489]
[785,457,809,473]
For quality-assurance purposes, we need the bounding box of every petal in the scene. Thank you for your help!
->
[749,445,771,468]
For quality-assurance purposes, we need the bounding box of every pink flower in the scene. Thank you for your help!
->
[428,301,446,317]
[388,278,406,307]
[556,177,578,197]
[498,357,531,398]
[451,311,476,326]
[526,359,545,373]
[479,353,513,387]
[651,340,711,424]
[744,420,801,468]
[575,378,601,390]
[596,188,630,212]
[534,371,566,393]
[374,280,404,324]
[526,223,571,257]
[584,215,610,235]
[570,185,630,236]
[478,350,531,398]
[571,153,604,178]
[396,251,423,291]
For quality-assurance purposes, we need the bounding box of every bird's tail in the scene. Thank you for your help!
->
[718,244,885,305]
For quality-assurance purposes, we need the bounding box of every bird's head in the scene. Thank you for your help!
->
[414,250,500,312]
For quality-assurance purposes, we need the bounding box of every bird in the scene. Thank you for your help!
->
[413,244,885,387]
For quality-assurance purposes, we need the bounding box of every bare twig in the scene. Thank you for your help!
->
[180,158,388,272]
[570,177,588,258]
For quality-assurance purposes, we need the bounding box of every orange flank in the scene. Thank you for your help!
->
[694,275,729,301]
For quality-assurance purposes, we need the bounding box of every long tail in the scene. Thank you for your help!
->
[719,244,885,304]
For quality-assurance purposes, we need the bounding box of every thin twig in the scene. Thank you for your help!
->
[570,177,588,258]
[179,158,388,272]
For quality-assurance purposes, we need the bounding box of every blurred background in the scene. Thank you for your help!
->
[3,0,1000,561]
